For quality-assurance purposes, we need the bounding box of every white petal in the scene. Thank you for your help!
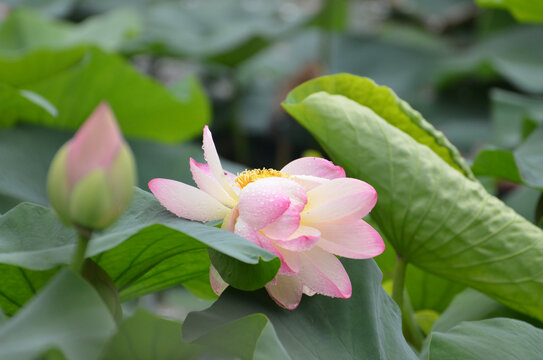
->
[190,158,236,208]
[297,247,352,298]
[149,178,230,222]
[202,126,238,199]
[265,274,303,310]
[289,175,329,191]
[303,178,377,223]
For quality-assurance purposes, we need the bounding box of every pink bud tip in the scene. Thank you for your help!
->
[66,102,124,188]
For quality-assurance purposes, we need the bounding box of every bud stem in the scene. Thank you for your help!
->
[71,227,92,273]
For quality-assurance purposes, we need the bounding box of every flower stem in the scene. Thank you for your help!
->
[402,289,424,350]
[392,254,424,351]
[71,227,92,274]
[392,255,406,309]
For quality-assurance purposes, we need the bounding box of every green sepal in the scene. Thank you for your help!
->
[46,144,72,226]
[107,143,137,214]
[69,169,115,229]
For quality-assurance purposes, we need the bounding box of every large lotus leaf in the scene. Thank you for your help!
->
[0,264,57,316]
[423,318,543,360]
[101,309,202,360]
[476,0,543,23]
[282,73,472,177]
[374,221,464,313]
[283,74,543,321]
[0,269,116,360]
[0,8,141,55]
[186,313,291,359]
[0,189,279,313]
[437,26,543,94]
[0,47,209,142]
[431,288,541,333]
[184,259,417,359]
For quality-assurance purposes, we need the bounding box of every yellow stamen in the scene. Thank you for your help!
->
[235,168,289,189]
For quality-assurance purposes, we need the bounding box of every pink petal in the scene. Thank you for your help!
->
[190,158,236,208]
[271,225,320,251]
[276,247,301,274]
[67,102,123,188]
[303,286,316,296]
[237,179,291,230]
[297,247,352,298]
[234,219,297,275]
[261,206,300,239]
[315,219,385,259]
[289,175,329,191]
[223,169,237,184]
[210,265,229,296]
[265,274,303,310]
[302,178,377,223]
[281,157,345,179]
[148,178,230,222]
[274,177,308,213]
[191,160,237,184]
[202,126,239,200]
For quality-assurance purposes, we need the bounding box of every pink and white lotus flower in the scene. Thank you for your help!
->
[149,126,384,309]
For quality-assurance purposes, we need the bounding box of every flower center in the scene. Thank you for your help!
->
[235,168,289,189]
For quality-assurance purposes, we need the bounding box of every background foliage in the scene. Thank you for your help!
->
[1,0,543,359]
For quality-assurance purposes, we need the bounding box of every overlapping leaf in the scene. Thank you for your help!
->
[374,224,464,313]
[431,288,541,333]
[283,74,543,321]
[184,259,417,359]
[0,265,57,316]
[0,189,279,313]
[101,309,202,360]
[423,318,543,360]
[183,260,416,360]
[0,270,116,360]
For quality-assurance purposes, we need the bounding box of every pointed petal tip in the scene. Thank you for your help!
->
[67,102,123,186]
[148,178,165,191]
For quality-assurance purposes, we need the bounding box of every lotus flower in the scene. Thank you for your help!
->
[47,102,137,230]
[149,126,384,309]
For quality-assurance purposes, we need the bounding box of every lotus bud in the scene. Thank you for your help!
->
[47,102,137,230]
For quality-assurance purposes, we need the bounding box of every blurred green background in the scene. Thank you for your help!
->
[1,0,543,321]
